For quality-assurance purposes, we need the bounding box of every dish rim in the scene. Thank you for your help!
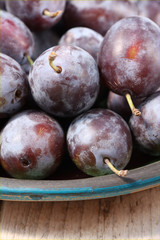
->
[0,160,160,201]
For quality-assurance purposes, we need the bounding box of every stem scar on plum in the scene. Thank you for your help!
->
[49,52,62,73]
[103,158,128,177]
[20,156,32,167]
[43,9,62,18]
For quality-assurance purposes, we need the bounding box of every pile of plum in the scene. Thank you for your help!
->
[0,0,159,180]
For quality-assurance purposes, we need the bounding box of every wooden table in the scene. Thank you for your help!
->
[0,186,160,240]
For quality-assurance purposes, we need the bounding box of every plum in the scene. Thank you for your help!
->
[67,108,132,177]
[129,92,160,156]
[0,110,65,179]
[63,0,138,36]
[6,0,66,31]
[58,27,103,61]
[28,45,100,118]
[98,16,160,115]
[0,53,29,118]
[0,10,34,65]
[137,0,160,26]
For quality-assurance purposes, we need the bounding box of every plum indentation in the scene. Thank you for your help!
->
[20,156,31,167]
[15,89,22,98]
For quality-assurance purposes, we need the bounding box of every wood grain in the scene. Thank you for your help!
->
[0,186,160,240]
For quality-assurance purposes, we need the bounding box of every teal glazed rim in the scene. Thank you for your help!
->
[0,161,160,201]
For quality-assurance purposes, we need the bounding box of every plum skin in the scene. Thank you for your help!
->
[67,108,133,177]
[6,0,66,31]
[63,0,138,36]
[137,1,160,26]
[0,10,34,65]
[58,27,103,61]
[129,92,160,156]
[98,16,160,98]
[0,110,65,179]
[0,53,29,118]
[29,45,100,118]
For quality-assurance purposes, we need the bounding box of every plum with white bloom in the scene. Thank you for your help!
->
[67,109,133,177]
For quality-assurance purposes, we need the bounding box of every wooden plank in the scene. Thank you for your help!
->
[0,187,160,240]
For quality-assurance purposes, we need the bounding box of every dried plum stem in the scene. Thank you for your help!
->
[24,53,33,66]
[125,93,141,116]
[43,9,62,18]
[48,52,62,73]
[104,158,128,177]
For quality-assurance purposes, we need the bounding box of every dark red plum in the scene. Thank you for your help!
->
[0,110,65,179]
[129,92,160,156]
[28,45,100,118]
[63,0,138,36]
[137,1,160,26]
[0,53,29,118]
[6,0,66,31]
[98,16,160,115]
[67,109,132,177]
[0,10,34,65]
[58,27,103,61]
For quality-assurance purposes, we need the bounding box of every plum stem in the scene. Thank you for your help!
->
[49,52,62,73]
[43,9,62,18]
[125,93,141,116]
[24,53,33,66]
[104,158,128,177]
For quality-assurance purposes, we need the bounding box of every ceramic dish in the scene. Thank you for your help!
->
[0,156,160,201]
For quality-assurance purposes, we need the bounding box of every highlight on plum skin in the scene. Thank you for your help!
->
[98,16,160,116]
[0,53,29,118]
[67,108,133,177]
[0,10,34,65]
[0,110,65,179]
